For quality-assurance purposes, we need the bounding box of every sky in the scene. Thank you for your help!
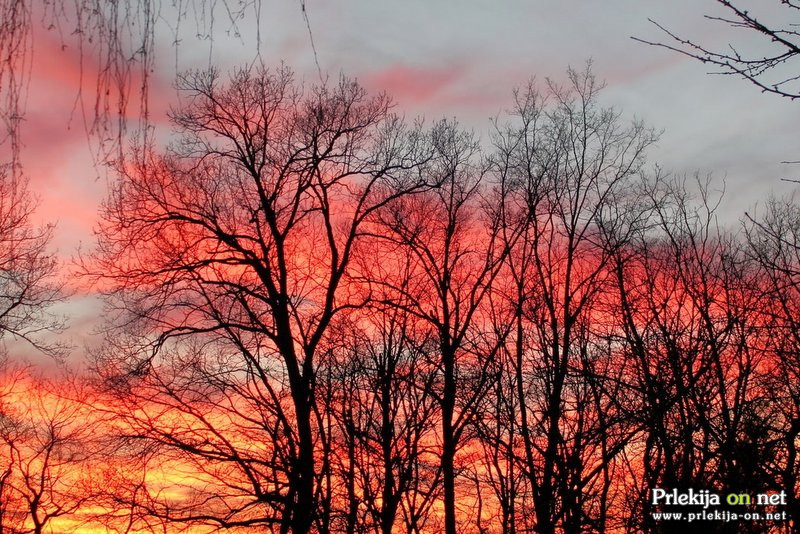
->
[12,0,800,365]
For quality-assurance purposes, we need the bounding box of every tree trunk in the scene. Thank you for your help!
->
[442,345,457,534]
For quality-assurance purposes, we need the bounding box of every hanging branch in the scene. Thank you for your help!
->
[633,0,800,100]
[0,0,321,168]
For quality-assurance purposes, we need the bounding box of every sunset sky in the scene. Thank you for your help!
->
[4,3,800,532]
[14,0,800,364]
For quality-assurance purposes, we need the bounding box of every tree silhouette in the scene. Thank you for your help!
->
[88,65,438,533]
[744,197,800,528]
[1,58,791,532]
[317,304,440,534]
[0,367,99,533]
[0,167,64,359]
[371,118,512,534]
[491,65,658,533]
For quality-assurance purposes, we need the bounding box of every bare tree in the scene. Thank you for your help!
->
[318,300,440,534]
[0,166,64,359]
[607,177,780,534]
[370,118,512,534]
[0,366,99,533]
[470,343,528,534]
[491,65,658,534]
[743,196,800,529]
[89,65,437,533]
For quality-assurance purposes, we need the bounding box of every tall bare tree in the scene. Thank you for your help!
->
[89,65,437,533]
[491,65,658,534]
[371,118,512,534]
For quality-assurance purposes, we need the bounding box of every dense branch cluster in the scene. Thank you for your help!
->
[0,65,799,534]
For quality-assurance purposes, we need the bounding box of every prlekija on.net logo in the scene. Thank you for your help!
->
[650,488,789,523]
[651,488,787,509]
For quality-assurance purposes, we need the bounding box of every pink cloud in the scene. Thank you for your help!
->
[362,63,466,105]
